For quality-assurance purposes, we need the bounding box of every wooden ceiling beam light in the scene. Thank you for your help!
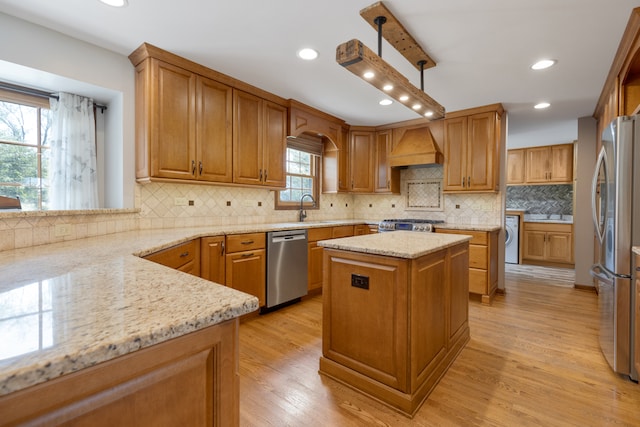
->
[336,1,445,120]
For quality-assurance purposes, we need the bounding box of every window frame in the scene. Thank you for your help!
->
[275,147,321,210]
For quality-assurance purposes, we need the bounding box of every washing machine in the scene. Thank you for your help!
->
[505,215,519,264]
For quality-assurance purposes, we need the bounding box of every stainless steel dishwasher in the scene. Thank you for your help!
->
[265,229,308,309]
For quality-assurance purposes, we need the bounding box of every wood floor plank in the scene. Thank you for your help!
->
[238,266,640,426]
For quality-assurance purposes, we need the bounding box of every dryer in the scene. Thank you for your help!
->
[505,215,519,264]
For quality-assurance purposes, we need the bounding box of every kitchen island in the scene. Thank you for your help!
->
[318,231,471,417]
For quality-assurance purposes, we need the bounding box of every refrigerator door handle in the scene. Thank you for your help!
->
[590,263,614,283]
[591,146,607,244]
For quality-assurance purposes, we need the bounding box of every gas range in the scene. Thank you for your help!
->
[378,218,445,233]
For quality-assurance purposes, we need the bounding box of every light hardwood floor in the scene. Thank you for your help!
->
[238,267,640,426]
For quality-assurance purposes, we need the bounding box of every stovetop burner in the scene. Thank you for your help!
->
[378,218,444,232]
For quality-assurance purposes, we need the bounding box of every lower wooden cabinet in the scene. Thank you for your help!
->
[522,222,573,266]
[0,320,240,426]
[435,228,498,305]
[331,225,355,238]
[307,227,333,292]
[201,236,226,284]
[225,233,266,306]
[354,224,370,235]
[143,239,201,276]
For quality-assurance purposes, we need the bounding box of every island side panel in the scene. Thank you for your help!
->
[321,250,409,392]
[0,319,239,427]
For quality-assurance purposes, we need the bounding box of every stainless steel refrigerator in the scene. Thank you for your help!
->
[591,115,639,381]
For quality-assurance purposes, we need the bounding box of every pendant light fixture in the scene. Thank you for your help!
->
[336,1,445,120]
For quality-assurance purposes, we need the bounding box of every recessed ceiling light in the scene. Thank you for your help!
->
[399,95,409,102]
[424,111,434,117]
[297,48,318,61]
[379,99,393,106]
[383,84,393,91]
[531,59,556,70]
[98,0,128,7]
[534,102,551,109]
[412,104,421,110]
[363,71,375,79]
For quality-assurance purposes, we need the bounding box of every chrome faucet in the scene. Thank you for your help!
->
[299,193,316,222]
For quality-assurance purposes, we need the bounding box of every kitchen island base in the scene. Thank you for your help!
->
[319,242,470,417]
[0,319,239,427]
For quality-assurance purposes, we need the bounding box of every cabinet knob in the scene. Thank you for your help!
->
[179,251,190,258]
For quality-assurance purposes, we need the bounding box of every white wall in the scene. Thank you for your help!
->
[575,116,597,287]
[0,12,135,208]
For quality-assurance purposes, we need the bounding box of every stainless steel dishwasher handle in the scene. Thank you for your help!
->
[272,235,306,243]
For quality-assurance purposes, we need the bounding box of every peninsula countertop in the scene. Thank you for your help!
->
[318,230,472,259]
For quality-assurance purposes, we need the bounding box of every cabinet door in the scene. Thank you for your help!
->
[262,101,287,187]
[523,230,546,260]
[466,112,496,191]
[350,130,375,193]
[443,117,467,190]
[525,146,550,183]
[549,144,574,183]
[338,126,351,193]
[151,60,196,180]
[226,249,266,306]
[233,90,263,185]
[374,130,400,193]
[196,77,233,183]
[507,149,525,185]
[546,232,573,263]
[201,236,226,284]
[308,242,324,292]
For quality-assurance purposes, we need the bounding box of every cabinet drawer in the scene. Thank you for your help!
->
[469,244,488,269]
[469,268,488,295]
[308,227,333,242]
[436,228,487,245]
[226,233,265,252]
[331,225,354,238]
[144,240,199,270]
[523,222,572,233]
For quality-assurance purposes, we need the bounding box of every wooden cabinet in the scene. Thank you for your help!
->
[201,236,226,284]
[225,233,266,306]
[0,320,240,426]
[143,239,200,276]
[331,225,355,238]
[320,242,469,416]
[525,143,574,184]
[522,222,573,266]
[506,148,526,185]
[436,228,498,304]
[307,227,333,292]
[354,224,370,235]
[443,107,502,193]
[233,90,287,187]
[349,128,375,193]
[131,57,233,184]
[374,130,401,193]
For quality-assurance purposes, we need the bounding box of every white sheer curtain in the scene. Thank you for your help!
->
[49,92,98,210]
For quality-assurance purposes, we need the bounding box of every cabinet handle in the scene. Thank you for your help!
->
[179,251,190,258]
[241,252,254,258]
[387,180,390,189]
[462,177,465,188]
[241,240,254,245]
[468,176,471,187]
[191,160,196,175]
[221,241,225,256]
[259,169,263,182]
[264,170,267,182]
[199,161,203,175]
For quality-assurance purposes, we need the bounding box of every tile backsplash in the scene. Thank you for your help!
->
[506,184,573,215]
[1,165,503,251]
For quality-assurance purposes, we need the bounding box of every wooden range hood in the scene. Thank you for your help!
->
[388,126,443,167]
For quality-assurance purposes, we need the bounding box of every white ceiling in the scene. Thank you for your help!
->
[1,0,640,147]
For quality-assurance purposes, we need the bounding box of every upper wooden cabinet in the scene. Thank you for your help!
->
[374,130,401,194]
[506,148,525,185]
[233,90,287,187]
[524,144,573,184]
[129,43,287,188]
[349,128,376,193]
[443,105,503,193]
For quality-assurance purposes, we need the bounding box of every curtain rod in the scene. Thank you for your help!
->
[0,81,108,112]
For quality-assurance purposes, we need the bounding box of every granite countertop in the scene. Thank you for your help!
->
[318,230,472,259]
[435,223,502,232]
[522,214,573,224]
